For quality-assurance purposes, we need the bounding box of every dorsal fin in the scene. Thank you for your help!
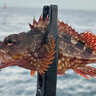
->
[33,17,38,27]
[31,16,96,51]
[80,32,96,51]
[29,23,34,30]
[58,21,80,40]
[38,16,43,23]
[31,17,80,39]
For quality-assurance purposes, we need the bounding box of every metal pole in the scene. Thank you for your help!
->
[36,5,58,96]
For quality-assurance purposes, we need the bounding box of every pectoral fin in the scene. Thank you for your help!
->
[37,36,55,75]
[30,70,36,76]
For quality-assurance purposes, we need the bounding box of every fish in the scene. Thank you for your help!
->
[0,16,96,79]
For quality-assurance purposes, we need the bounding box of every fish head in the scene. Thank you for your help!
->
[0,29,44,68]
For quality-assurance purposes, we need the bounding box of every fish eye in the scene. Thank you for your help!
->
[7,39,13,43]
[6,38,16,46]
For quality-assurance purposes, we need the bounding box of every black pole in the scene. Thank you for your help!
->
[36,5,58,96]
[43,6,49,20]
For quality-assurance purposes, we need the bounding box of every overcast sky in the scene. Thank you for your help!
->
[0,0,96,11]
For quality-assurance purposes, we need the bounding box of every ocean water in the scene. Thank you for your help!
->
[0,7,96,96]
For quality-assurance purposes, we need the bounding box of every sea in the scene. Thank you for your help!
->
[0,7,96,96]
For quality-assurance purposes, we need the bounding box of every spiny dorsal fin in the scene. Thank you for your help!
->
[58,21,79,39]
[29,23,34,30]
[30,16,80,39]
[38,16,43,23]
[30,17,96,53]
[33,17,38,27]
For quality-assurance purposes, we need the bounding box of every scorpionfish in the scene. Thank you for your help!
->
[0,16,96,79]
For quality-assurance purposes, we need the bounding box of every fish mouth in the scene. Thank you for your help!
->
[0,40,30,69]
[0,50,25,69]
[0,50,15,69]
[0,49,29,70]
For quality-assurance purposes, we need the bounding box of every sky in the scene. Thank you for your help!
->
[0,0,96,11]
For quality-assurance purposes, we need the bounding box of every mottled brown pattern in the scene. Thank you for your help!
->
[0,16,96,79]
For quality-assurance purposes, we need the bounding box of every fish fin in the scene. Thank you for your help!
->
[74,66,96,79]
[29,23,34,30]
[57,59,66,75]
[84,66,96,78]
[74,68,89,79]
[38,36,55,75]
[57,69,65,75]
[30,70,35,76]
[80,32,96,51]
[58,21,79,39]
[33,17,38,27]
[38,16,43,22]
